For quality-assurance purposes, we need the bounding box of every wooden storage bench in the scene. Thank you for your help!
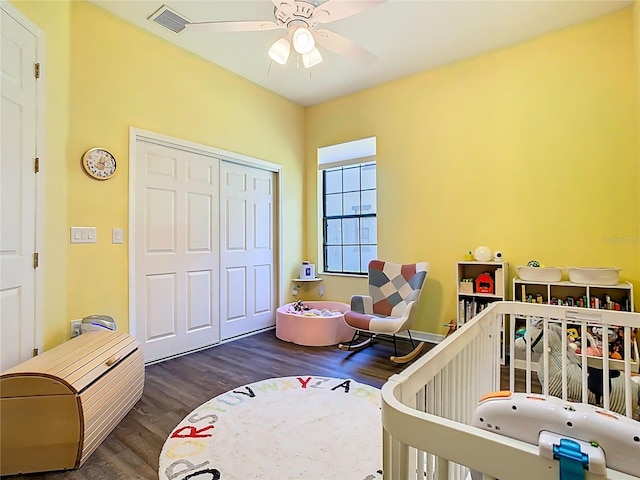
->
[0,330,145,475]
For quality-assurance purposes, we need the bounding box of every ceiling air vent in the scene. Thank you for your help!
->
[148,5,190,34]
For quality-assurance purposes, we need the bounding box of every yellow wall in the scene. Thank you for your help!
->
[13,0,305,348]
[10,1,639,347]
[306,8,639,336]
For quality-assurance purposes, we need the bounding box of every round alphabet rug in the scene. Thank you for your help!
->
[159,376,383,480]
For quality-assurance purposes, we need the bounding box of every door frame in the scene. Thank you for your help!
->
[1,2,46,356]
[127,127,283,341]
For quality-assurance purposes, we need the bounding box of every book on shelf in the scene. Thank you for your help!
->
[519,290,631,312]
[458,298,493,325]
[494,268,503,297]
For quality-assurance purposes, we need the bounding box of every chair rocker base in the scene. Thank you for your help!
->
[339,330,425,364]
[390,341,424,364]
[338,336,375,352]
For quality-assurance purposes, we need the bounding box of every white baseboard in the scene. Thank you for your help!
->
[146,326,275,365]
[398,330,445,345]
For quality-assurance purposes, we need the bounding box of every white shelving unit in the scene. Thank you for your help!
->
[513,278,633,311]
[511,278,635,370]
[457,261,509,364]
[456,261,509,326]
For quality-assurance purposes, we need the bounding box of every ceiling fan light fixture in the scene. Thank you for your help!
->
[292,26,315,54]
[268,37,291,65]
[302,46,323,68]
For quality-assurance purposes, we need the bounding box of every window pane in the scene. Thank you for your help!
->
[343,191,361,215]
[325,219,341,245]
[342,218,359,245]
[325,246,342,272]
[321,157,376,275]
[325,193,342,216]
[361,164,376,190]
[325,169,342,194]
[343,246,360,273]
[343,166,360,192]
[360,217,377,245]
[361,246,377,272]
[360,190,376,214]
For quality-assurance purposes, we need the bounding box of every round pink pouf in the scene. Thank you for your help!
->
[275,301,354,346]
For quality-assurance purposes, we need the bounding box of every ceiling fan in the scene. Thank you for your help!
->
[186,0,387,69]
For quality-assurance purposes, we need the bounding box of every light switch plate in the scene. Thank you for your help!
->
[112,228,124,244]
[70,226,97,244]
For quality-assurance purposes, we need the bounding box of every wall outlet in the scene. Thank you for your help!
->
[70,319,82,338]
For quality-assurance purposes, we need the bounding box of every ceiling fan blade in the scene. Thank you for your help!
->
[312,0,387,24]
[315,29,377,62]
[186,20,283,32]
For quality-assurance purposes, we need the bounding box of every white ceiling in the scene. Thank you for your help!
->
[91,0,632,107]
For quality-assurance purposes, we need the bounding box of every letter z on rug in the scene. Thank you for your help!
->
[159,376,383,480]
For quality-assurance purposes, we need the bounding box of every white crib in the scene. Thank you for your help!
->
[381,301,640,480]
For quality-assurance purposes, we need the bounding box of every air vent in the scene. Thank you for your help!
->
[148,5,190,33]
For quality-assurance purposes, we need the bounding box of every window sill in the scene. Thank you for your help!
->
[319,272,367,279]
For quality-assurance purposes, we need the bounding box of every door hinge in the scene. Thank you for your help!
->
[33,252,39,268]
[32,348,39,357]
[34,62,40,79]
[34,157,40,173]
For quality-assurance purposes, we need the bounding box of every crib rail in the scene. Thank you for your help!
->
[381,301,640,480]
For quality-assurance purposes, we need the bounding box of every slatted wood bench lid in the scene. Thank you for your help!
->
[0,330,140,397]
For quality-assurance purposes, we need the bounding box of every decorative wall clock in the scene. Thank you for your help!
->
[82,147,117,180]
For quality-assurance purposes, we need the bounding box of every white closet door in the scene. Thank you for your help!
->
[1,7,38,371]
[220,161,276,340]
[134,140,220,363]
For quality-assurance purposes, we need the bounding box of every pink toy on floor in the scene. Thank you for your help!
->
[276,301,354,347]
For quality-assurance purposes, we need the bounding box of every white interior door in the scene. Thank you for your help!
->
[133,139,220,363]
[0,7,39,371]
[220,161,276,340]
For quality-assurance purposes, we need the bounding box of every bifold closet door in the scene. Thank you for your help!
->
[134,140,220,363]
[220,161,276,340]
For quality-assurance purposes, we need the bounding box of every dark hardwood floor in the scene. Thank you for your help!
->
[4,330,432,480]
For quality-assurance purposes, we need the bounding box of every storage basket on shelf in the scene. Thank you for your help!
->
[568,267,621,286]
[515,266,563,282]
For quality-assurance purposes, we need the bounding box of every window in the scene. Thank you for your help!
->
[318,137,377,275]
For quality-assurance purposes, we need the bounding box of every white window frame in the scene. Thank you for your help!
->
[317,137,377,275]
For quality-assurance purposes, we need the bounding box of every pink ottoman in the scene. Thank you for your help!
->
[276,301,355,346]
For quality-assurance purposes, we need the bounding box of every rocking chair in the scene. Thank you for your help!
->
[338,259,429,363]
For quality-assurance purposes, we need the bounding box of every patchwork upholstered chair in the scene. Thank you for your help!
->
[338,259,429,363]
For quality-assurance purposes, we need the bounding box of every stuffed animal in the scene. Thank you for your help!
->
[291,300,310,313]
